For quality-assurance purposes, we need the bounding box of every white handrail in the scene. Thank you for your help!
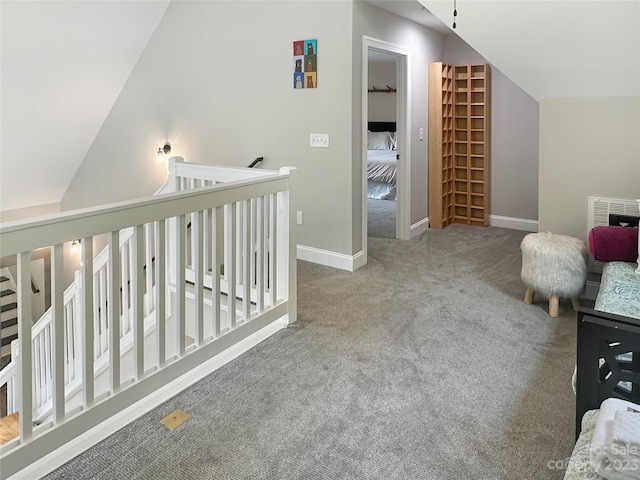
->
[0,158,296,479]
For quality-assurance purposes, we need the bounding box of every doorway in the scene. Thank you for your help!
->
[366,50,398,239]
[362,37,411,260]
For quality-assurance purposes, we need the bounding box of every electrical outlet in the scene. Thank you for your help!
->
[310,133,329,148]
[296,211,303,225]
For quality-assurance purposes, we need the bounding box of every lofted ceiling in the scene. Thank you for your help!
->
[1,0,637,216]
[366,0,639,100]
[0,0,169,213]
[364,0,451,34]
[418,0,639,101]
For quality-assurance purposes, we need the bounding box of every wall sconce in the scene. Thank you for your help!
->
[70,239,81,255]
[156,141,172,165]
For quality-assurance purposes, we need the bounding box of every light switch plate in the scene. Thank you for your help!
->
[310,133,329,148]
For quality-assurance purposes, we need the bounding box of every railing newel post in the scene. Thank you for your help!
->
[277,166,297,325]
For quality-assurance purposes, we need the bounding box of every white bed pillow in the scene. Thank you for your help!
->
[367,131,394,151]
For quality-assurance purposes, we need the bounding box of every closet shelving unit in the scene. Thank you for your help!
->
[428,62,490,228]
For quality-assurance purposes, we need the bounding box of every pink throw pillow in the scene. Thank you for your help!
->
[588,225,639,262]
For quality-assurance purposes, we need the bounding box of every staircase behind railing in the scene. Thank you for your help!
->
[0,157,297,479]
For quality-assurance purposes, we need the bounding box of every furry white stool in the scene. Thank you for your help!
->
[520,232,587,318]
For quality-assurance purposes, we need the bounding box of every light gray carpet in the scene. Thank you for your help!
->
[44,225,576,480]
[367,198,396,238]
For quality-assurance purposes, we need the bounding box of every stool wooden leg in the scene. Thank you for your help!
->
[571,297,581,311]
[549,295,559,318]
[524,288,535,304]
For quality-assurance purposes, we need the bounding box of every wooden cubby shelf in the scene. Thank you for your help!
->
[428,62,490,229]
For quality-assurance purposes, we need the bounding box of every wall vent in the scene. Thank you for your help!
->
[587,196,640,272]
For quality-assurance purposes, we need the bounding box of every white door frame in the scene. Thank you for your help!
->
[362,36,411,261]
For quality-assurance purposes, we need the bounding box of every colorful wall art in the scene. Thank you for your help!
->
[293,39,317,89]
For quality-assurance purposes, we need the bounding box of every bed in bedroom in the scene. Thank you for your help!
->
[367,121,397,200]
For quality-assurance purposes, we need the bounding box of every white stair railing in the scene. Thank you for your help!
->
[0,157,296,480]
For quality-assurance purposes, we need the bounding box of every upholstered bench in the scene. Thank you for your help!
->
[520,232,588,317]
[595,260,640,320]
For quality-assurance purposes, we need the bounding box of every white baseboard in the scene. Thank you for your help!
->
[11,320,286,480]
[410,217,429,238]
[489,215,538,232]
[297,245,363,271]
[297,217,426,271]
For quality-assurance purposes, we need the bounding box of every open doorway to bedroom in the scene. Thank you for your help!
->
[362,36,410,262]
[366,50,398,239]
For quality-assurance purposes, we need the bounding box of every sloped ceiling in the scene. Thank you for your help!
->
[0,0,169,213]
[2,0,637,215]
[419,0,639,101]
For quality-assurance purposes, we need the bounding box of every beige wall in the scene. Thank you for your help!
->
[367,62,396,122]
[62,1,356,256]
[539,96,640,241]
[443,35,539,222]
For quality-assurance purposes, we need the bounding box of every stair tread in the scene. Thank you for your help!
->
[1,334,18,346]
[0,290,15,297]
[0,302,17,312]
[0,412,20,445]
[0,276,9,282]
[1,317,18,329]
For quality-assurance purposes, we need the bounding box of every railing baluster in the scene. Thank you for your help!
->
[242,200,251,322]
[73,277,82,385]
[176,214,186,356]
[212,206,222,337]
[33,335,41,409]
[64,303,71,383]
[43,327,52,406]
[132,225,144,379]
[98,268,107,356]
[225,203,237,329]
[268,194,277,306]
[204,208,211,280]
[250,198,257,289]
[256,196,264,313]
[82,237,95,408]
[52,244,65,423]
[18,252,33,441]
[120,241,129,335]
[126,239,134,335]
[108,230,121,393]
[236,203,243,286]
[155,219,166,367]
[193,210,204,346]
[145,223,153,315]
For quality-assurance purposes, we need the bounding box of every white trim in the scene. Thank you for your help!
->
[297,245,363,272]
[362,36,411,264]
[410,217,429,238]
[489,215,538,232]
[8,320,286,480]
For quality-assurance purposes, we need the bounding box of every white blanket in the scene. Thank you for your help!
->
[367,150,396,186]
[590,398,640,479]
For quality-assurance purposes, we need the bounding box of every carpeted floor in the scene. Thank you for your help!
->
[44,225,577,480]
[367,198,396,239]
